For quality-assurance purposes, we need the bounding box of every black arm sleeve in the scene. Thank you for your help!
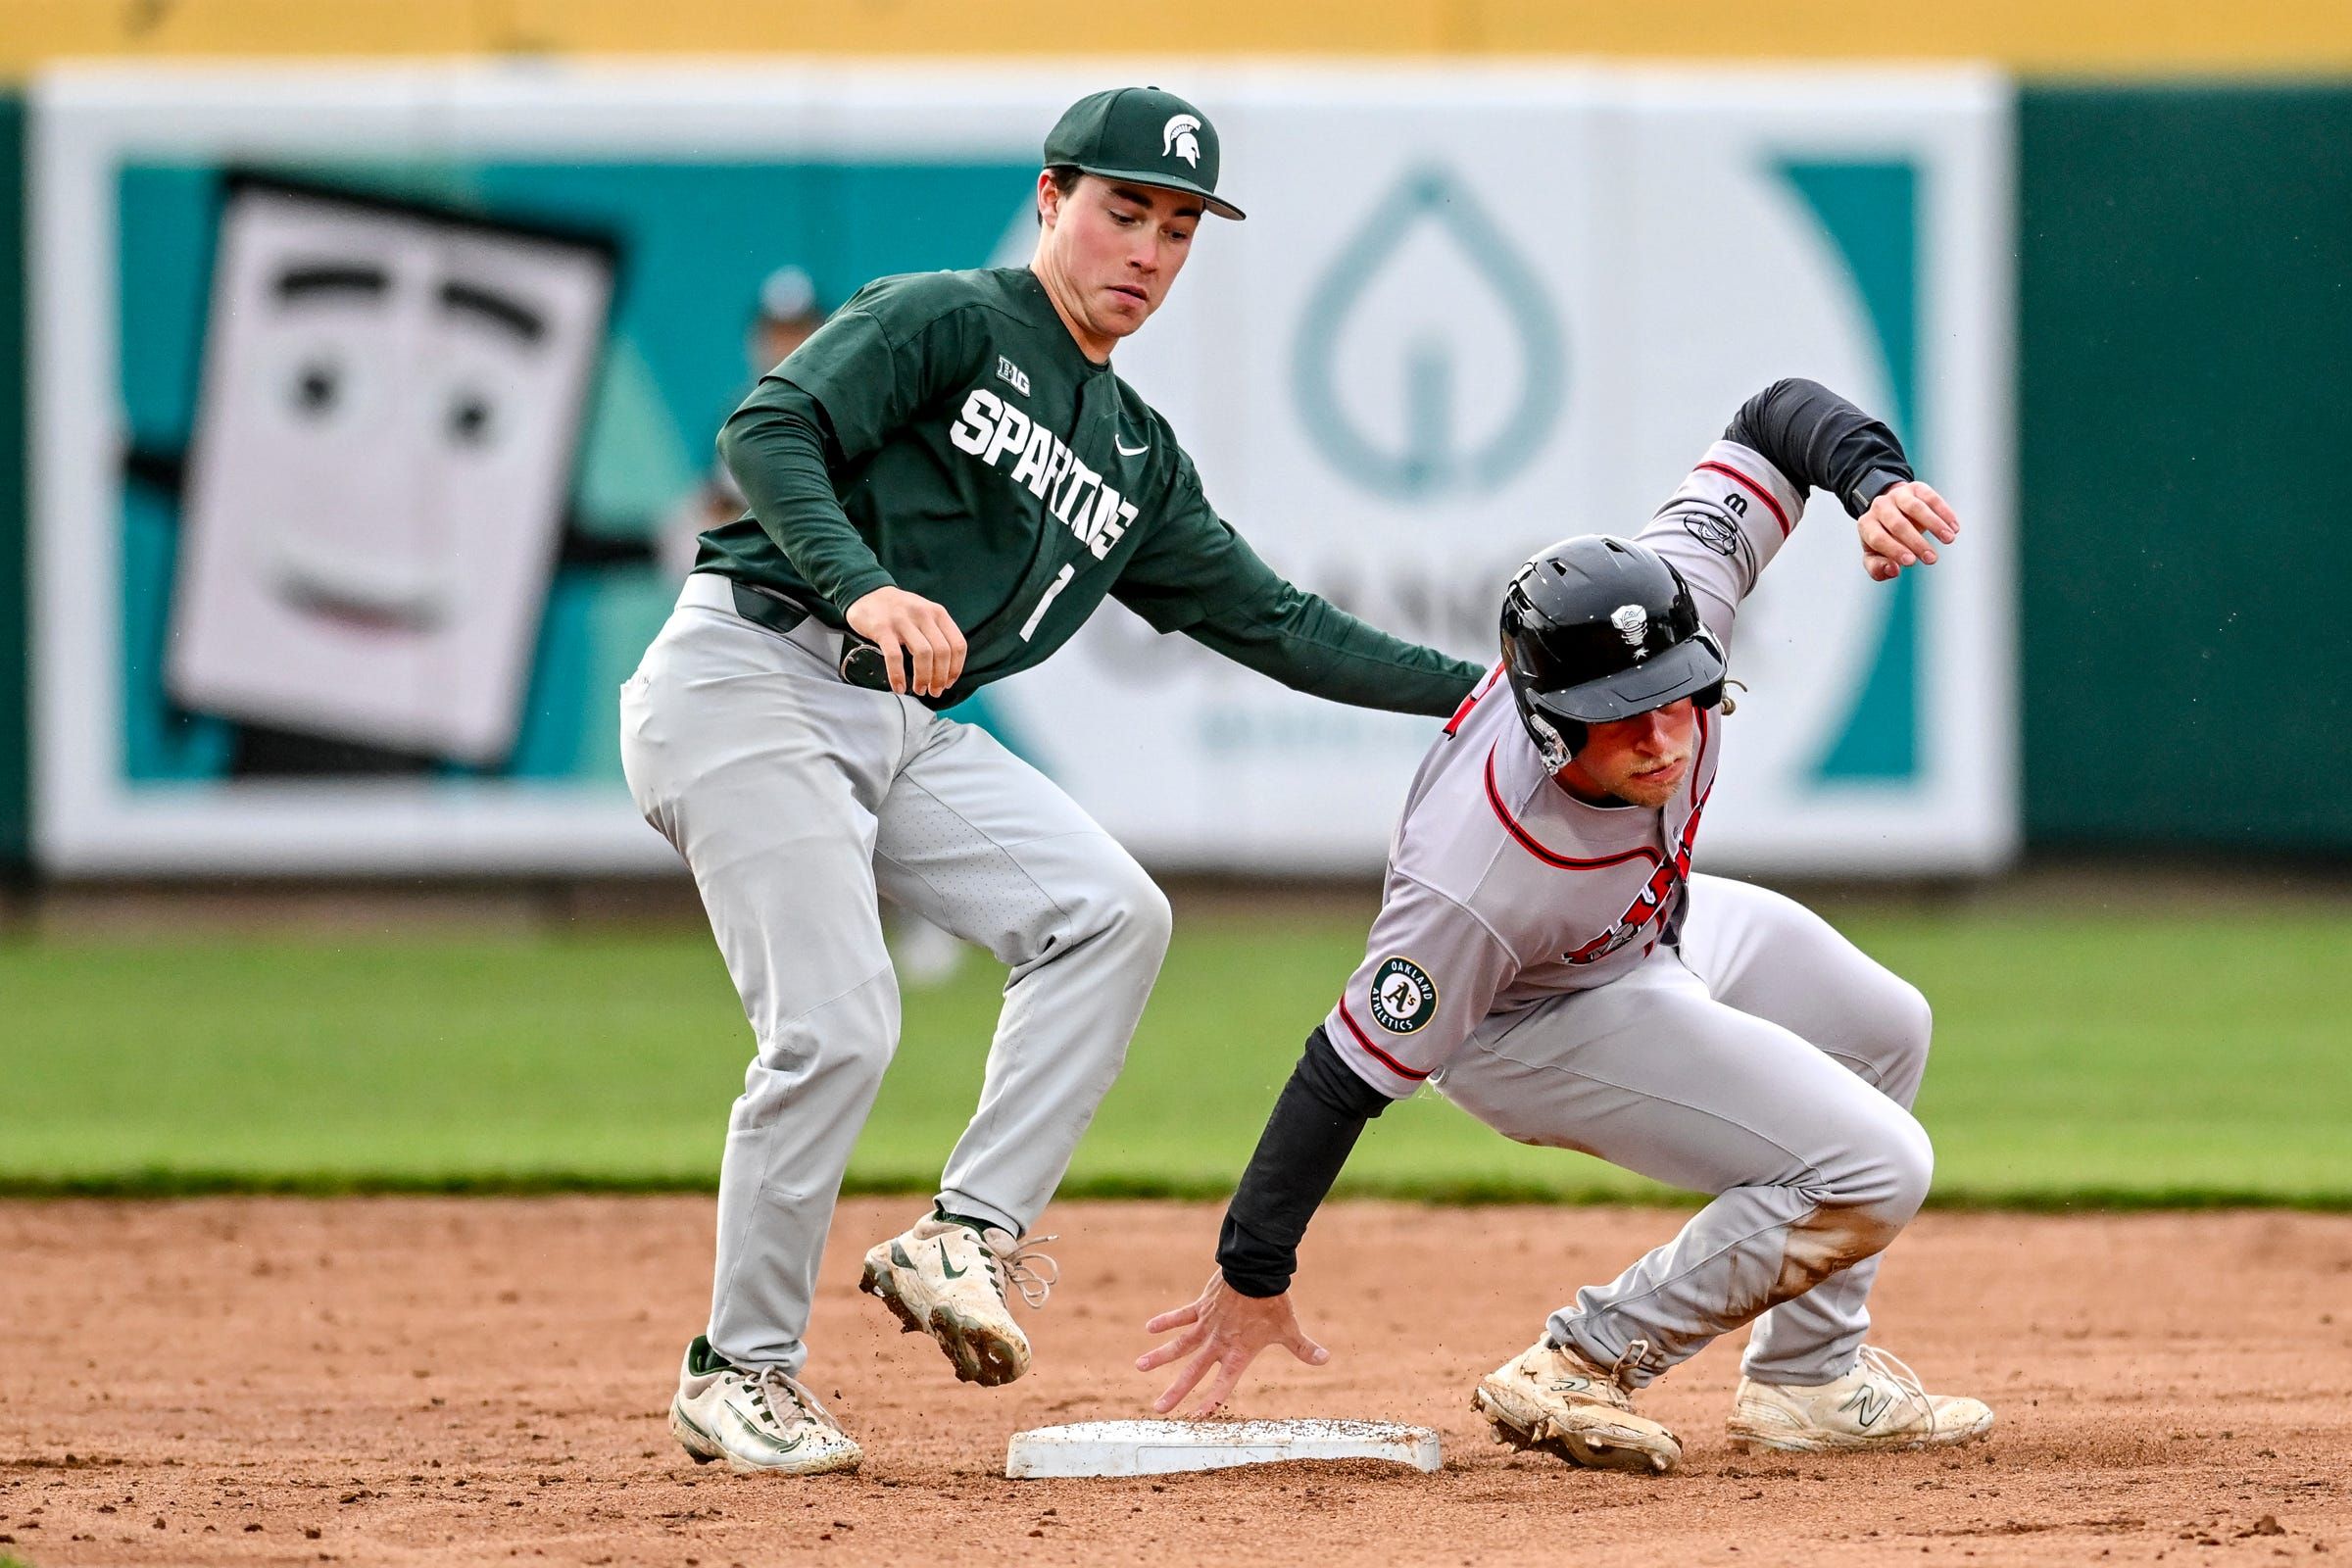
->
[1215,1026,1394,1298]
[1724,378,1914,518]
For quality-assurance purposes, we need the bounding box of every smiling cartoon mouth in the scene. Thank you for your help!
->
[270,538,451,632]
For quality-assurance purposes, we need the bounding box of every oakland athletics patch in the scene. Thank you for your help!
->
[1368,956,1439,1034]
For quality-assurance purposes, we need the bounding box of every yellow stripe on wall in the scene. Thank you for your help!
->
[6,0,2351,74]
[1463,0,2352,71]
[2,0,492,64]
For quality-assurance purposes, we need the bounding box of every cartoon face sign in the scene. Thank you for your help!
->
[167,179,615,764]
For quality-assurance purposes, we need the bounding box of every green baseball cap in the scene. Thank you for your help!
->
[1042,85,1245,221]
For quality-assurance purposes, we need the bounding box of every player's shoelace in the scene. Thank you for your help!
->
[984,1231,1061,1309]
[1607,1339,1653,1387]
[1854,1345,1935,1437]
[1538,1337,1649,1406]
[742,1366,843,1437]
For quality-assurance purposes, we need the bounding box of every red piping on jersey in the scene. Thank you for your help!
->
[1697,461,1791,537]
[1338,1000,1433,1083]
[1484,746,1664,871]
[1560,714,1716,967]
[1445,663,1506,738]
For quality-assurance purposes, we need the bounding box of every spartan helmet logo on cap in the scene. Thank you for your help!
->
[1610,603,1650,654]
[1162,114,1202,167]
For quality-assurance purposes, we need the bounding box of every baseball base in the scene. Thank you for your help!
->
[1004,1418,1442,1479]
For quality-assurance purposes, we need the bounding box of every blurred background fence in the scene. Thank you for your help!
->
[0,7,2344,1203]
[0,13,2345,886]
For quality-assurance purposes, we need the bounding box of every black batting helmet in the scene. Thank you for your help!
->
[1499,535,1728,770]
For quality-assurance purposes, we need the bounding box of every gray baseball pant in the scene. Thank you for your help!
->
[619,575,1171,1374]
[1433,873,1934,1388]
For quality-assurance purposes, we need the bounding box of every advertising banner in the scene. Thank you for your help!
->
[30,64,2013,874]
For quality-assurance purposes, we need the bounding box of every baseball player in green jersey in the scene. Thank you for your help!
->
[622,86,1485,1475]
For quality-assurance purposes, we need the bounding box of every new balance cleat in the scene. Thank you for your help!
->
[1728,1345,1994,1454]
[668,1336,861,1476]
[858,1213,1059,1387]
[1472,1336,1683,1475]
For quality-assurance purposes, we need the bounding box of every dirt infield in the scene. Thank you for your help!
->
[3,1199,2347,1567]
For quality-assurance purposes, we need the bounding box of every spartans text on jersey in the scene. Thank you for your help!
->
[948,388,1139,562]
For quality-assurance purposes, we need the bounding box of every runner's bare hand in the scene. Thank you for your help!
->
[1858,480,1961,581]
[845,586,967,697]
[1138,1272,1329,1417]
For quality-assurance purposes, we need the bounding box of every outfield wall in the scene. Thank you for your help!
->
[0,75,2347,876]
[1,90,25,878]
[2017,85,2352,857]
[16,63,2015,877]
[4,0,2350,73]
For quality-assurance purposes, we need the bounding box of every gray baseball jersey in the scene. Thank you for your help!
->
[1210,380,1936,1396]
[1324,438,1806,1099]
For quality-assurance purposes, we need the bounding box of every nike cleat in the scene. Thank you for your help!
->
[668,1336,861,1476]
[858,1213,1058,1387]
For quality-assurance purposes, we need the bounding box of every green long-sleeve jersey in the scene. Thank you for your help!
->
[695,266,1482,714]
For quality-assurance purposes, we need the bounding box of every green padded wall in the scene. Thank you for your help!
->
[1,92,27,875]
[2018,84,2352,854]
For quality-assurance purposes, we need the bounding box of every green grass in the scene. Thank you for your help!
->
[1,907,2347,1205]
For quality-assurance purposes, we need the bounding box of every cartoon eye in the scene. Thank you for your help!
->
[446,390,496,448]
[289,358,342,419]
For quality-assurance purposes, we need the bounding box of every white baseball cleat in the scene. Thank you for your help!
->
[1472,1336,1684,1475]
[858,1213,1059,1387]
[668,1336,862,1476]
[1728,1345,1995,1454]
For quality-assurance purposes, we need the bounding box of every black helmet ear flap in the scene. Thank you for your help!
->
[1524,708,1583,771]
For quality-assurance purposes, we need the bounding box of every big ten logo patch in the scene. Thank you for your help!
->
[1368,956,1439,1034]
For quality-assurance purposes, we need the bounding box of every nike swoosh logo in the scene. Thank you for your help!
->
[1115,439,1149,457]
[680,1402,805,1459]
[725,1406,804,1454]
[938,1240,968,1279]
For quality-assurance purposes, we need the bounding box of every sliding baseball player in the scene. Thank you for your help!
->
[1140,378,1993,1473]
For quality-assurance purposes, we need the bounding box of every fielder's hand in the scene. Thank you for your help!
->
[844,586,968,698]
[1858,480,1961,583]
[1138,1271,1330,1417]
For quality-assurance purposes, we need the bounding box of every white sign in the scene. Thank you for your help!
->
[30,62,2013,875]
[170,178,613,763]
[993,69,2017,874]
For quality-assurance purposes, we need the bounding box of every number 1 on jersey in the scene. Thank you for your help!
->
[1018,564,1076,643]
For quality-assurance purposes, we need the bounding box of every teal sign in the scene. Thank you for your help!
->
[112,157,1032,787]
[1780,158,1925,785]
